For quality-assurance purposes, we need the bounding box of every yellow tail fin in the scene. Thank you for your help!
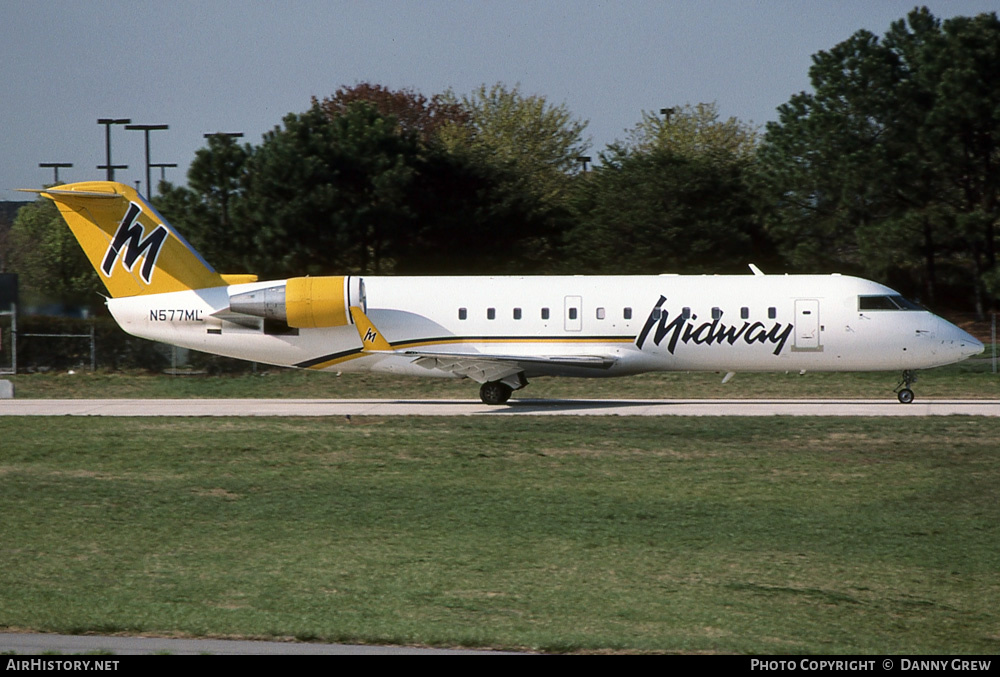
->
[23,181,226,297]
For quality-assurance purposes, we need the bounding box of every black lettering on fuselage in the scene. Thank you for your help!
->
[635,300,793,356]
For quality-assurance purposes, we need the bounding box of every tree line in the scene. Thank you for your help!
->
[6,8,1000,318]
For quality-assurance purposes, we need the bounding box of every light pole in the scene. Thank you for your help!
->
[126,124,169,196]
[38,163,73,184]
[97,118,131,181]
[150,163,179,190]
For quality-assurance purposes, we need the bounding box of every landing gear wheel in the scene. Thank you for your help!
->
[894,370,917,404]
[480,381,513,405]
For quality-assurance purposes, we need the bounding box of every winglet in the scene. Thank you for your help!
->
[349,306,392,352]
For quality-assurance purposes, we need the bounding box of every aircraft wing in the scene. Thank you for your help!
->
[348,305,617,383]
[399,349,617,383]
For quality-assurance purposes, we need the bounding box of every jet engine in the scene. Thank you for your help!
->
[228,276,365,328]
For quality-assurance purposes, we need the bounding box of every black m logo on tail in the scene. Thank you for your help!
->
[101,202,169,285]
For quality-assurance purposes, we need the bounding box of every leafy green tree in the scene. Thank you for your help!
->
[313,83,470,146]
[919,11,1000,311]
[561,101,766,275]
[186,134,251,232]
[313,83,583,274]
[154,134,253,274]
[397,143,559,274]
[564,147,762,274]
[759,8,1000,312]
[6,197,102,309]
[442,83,590,207]
[620,102,760,165]
[155,91,565,279]
[0,220,11,274]
[238,103,422,277]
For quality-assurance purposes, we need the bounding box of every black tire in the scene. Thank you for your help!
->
[480,381,513,405]
[897,388,915,404]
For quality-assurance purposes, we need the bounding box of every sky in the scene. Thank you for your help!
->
[2,0,998,200]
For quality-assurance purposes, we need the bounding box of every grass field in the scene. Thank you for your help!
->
[5,349,999,401]
[1,416,998,653]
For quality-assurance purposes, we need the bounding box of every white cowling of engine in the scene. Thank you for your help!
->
[229,276,365,328]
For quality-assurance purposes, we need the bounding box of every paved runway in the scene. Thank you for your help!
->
[3,397,1000,416]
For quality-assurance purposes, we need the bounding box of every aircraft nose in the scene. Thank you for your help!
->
[962,335,985,357]
[947,326,984,358]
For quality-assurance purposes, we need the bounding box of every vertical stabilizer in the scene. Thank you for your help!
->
[24,181,225,297]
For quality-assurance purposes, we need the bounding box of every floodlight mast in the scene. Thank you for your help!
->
[38,163,73,184]
[126,124,170,196]
[97,118,131,181]
[150,163,179,187]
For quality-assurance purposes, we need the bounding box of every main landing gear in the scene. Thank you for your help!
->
[478,373,528,405]
[480,381,513,405]
[894,370,917,404]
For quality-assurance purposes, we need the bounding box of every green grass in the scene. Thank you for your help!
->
[1,416,998,653]
[6,350,1000,400]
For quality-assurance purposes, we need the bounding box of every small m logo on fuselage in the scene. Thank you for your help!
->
[101,202,169,285]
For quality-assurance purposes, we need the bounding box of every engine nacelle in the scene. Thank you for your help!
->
[228,276,366,328]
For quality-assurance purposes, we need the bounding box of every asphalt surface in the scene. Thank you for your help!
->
[2,397,1000,416]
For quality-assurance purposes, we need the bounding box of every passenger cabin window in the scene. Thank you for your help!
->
[859,295,922,311]
[682,307,691,320]
[568,307,578,320]
[624,307,632,320]
[513,308,522,320]
[596,307,606,320]
[487,308,496,320]
[741,307,749,320]
[712,307,722,320]
[458,308,467,320]
[541,308,550,320]
[768,307,777,319]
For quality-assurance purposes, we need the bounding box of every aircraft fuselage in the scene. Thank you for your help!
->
[107,273,982,380]
[34,181,982,404]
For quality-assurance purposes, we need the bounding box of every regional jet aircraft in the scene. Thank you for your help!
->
[25,182,983,404]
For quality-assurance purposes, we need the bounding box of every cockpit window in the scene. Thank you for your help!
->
[858,295,923,311]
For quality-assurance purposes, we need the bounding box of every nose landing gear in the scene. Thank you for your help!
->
[894,370,917,404]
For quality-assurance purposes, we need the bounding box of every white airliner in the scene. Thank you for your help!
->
[26,181,984,404]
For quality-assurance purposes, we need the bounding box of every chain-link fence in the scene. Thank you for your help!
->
[10,314,256,374]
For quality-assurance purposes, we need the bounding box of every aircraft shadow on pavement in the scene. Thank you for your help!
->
[493,398,662,413]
